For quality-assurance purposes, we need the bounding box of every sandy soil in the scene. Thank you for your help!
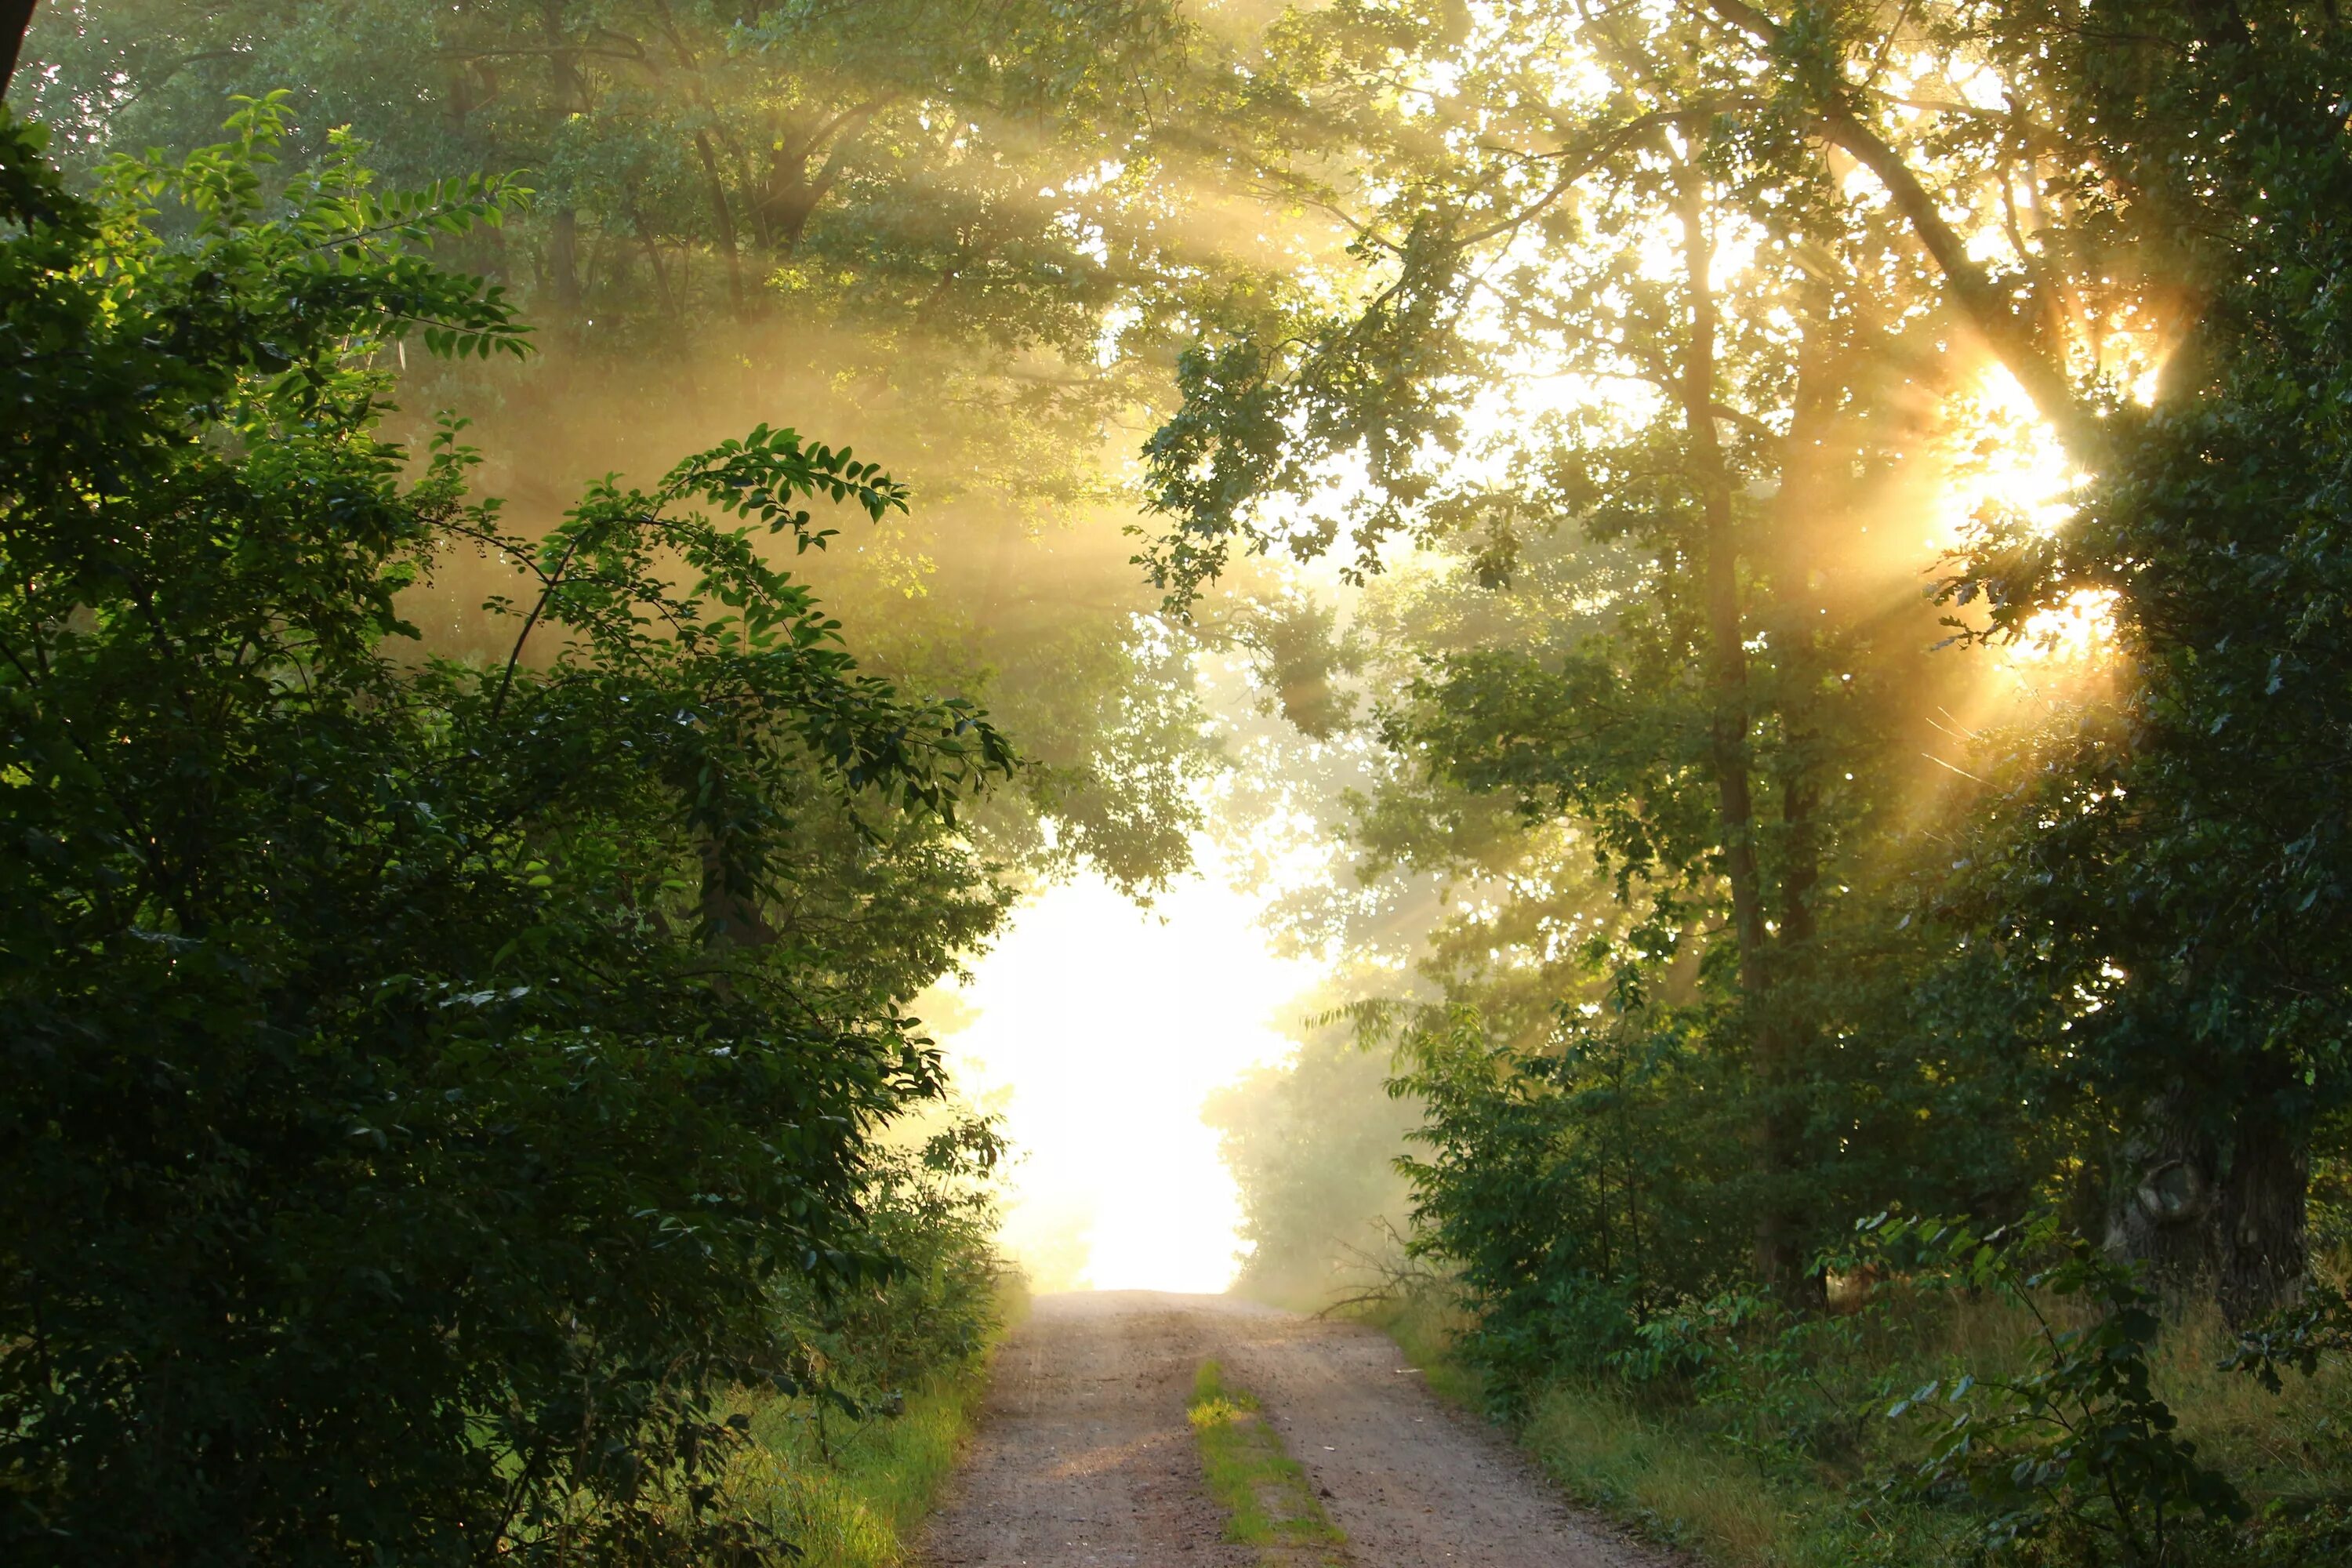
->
[918,1290,1668,1568]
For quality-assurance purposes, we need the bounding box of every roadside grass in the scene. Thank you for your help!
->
[1356,1284,2352,1567]
[1354,1288,1977,1564]
[1188,1360,1352,1566]
[1514,1376,1962,1567]
[722,1284,1027,1567]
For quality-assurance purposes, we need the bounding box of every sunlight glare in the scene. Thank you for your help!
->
[927,854,1322,1296]
[1940,365,2082,543]
[2009,587,2120,665]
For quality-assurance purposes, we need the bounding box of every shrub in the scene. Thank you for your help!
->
[0,100,1009,1563]
[1869,1214,2248,1566]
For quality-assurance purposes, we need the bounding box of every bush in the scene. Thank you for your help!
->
[0,101,1010,1563]
[730,1116,1018,1566]
[1868,1214,2247,1566]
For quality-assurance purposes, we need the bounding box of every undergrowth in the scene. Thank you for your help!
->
[1351,1229,2352,1568]
[724,1334,1006,1568]
[722,1125,1023,1566]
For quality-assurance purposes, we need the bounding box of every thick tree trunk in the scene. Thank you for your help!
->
[2103,1088,2221,1290]
[2105,1074,2310,1324]
[2214,1070,2310,1325]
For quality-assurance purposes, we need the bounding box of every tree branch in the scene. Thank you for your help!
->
[1697,0,2095,453]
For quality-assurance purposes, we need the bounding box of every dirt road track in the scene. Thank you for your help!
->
[919,1290,1666,1568]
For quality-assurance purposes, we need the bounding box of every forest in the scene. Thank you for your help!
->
[5,2,2352,1566]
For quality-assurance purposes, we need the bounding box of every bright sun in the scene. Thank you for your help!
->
[1939,367,2120,670]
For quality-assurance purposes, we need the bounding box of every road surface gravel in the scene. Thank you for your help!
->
[919,1290,1668,1568]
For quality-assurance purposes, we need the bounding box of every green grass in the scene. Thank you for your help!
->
[1187,1360,1352,1566]
[1353,1289,1975,1565]
[721,1289,1027,1568]
[1516,1376,1961,1566]
[1358,1285,2352,1567]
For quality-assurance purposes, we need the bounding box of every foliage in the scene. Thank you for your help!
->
[1865,1214,2247,1566]
[1914,0,2352,1321]
[0,102,1010,1563]
[730,1116,1018,1568]
[1390,1004,1726,1402]
[21,0,1232,895]
[2220,1283,2352,1396]
[1151,9,2352,1559]
[1167,0,2352,1414]
[1613,1289,1899,1482]
[773,1116,1014,1424]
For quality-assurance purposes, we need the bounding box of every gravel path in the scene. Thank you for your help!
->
[918,1290,1667,1568]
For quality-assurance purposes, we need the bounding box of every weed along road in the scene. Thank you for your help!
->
[919,1292,1664,1567]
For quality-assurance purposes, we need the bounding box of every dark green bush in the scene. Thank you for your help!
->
[0,101,1009,1563]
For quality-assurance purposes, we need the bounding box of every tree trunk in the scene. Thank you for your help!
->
[2,1,38,99]
[2105,1069,2310,1324]
[694,129,746,317]
[547,208,583,317]
[1674,160,1806,1303]
[2214,1073,2310,1325]
[2104,1088,2221,1294]
[540,2,583,325]
[754,102,883,255]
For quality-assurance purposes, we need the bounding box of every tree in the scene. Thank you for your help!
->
[1151,0,2352,1330]
[1141,0,2020,1306]
[1700,0,2352,1319]
[19,0,1227,895]
[0,100,1009,1560]
[2,3,34,97]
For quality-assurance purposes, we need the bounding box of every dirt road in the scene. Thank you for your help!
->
[919,1291,1667,1568]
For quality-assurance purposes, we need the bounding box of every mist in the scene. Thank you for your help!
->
[24,2,2352,1562]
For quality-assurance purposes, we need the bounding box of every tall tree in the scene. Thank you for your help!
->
[1142,0,1994,1306]
[1696,0,2352,1319]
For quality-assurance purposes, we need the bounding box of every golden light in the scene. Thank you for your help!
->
[2009,586,2121,666]
[927,852,1323,1296]
[1913,365,2128,757]
[1938,365,2082,545]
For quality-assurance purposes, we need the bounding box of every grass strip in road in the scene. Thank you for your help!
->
[1188,1359,1352,1567]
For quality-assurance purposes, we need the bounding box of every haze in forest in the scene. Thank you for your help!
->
[13,4,2352,1563]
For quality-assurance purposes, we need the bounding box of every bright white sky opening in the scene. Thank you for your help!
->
[927,846,1323,1295]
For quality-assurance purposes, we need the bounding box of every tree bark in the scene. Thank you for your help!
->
[753,100,884,254]
[2214,1067,2310,1325]
[2103,1089,2220,1294]
[2,1,38,100]
[1675,159,1806,1303]
[693,128,746,317]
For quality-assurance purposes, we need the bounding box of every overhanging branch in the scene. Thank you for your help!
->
[1697,0,2096,455]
